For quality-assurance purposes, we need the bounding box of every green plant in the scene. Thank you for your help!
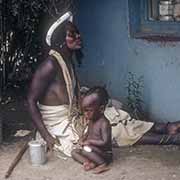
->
[126,72,144,120]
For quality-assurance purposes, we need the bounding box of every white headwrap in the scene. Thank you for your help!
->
[46,11,73,46]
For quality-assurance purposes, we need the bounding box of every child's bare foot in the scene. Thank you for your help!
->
[83,161,96,171]
[92,163,110,174]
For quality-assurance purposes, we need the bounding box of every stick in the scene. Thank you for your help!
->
[4,130,36,179]
[5,141,29,178]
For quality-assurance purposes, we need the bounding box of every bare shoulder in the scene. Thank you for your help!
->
[38,56,56,72]
[33,56,59,78]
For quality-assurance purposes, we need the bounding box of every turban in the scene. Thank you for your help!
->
[46,11,73,46]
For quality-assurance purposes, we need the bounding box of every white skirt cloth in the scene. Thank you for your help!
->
[36,104,79,157]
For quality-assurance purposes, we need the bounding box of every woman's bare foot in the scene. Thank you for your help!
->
[92,163,110,174]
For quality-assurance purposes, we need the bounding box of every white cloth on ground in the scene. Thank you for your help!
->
[105,106,154,146]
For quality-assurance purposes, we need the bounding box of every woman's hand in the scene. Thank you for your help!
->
[45,135,57,151]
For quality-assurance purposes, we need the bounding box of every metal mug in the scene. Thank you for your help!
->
[28,140,47,166]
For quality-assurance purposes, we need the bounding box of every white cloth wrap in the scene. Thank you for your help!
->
[36,104,78,157]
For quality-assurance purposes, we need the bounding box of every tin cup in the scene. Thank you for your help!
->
[28,140,47,166]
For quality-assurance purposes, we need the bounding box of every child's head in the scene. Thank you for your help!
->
[81,86,109,121]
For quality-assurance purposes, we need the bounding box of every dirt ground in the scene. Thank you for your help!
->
[1,143,180,180]
[1,99,180,180]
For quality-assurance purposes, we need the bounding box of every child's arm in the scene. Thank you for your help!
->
[78,123,89,146]
[78,132,88,146]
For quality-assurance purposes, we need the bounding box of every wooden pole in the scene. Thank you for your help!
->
[5,141,29,179]
[4,130,36,179]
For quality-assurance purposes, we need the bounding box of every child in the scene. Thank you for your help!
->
[71,86,113,174]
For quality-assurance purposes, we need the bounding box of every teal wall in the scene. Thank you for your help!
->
[77,0,180,122]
